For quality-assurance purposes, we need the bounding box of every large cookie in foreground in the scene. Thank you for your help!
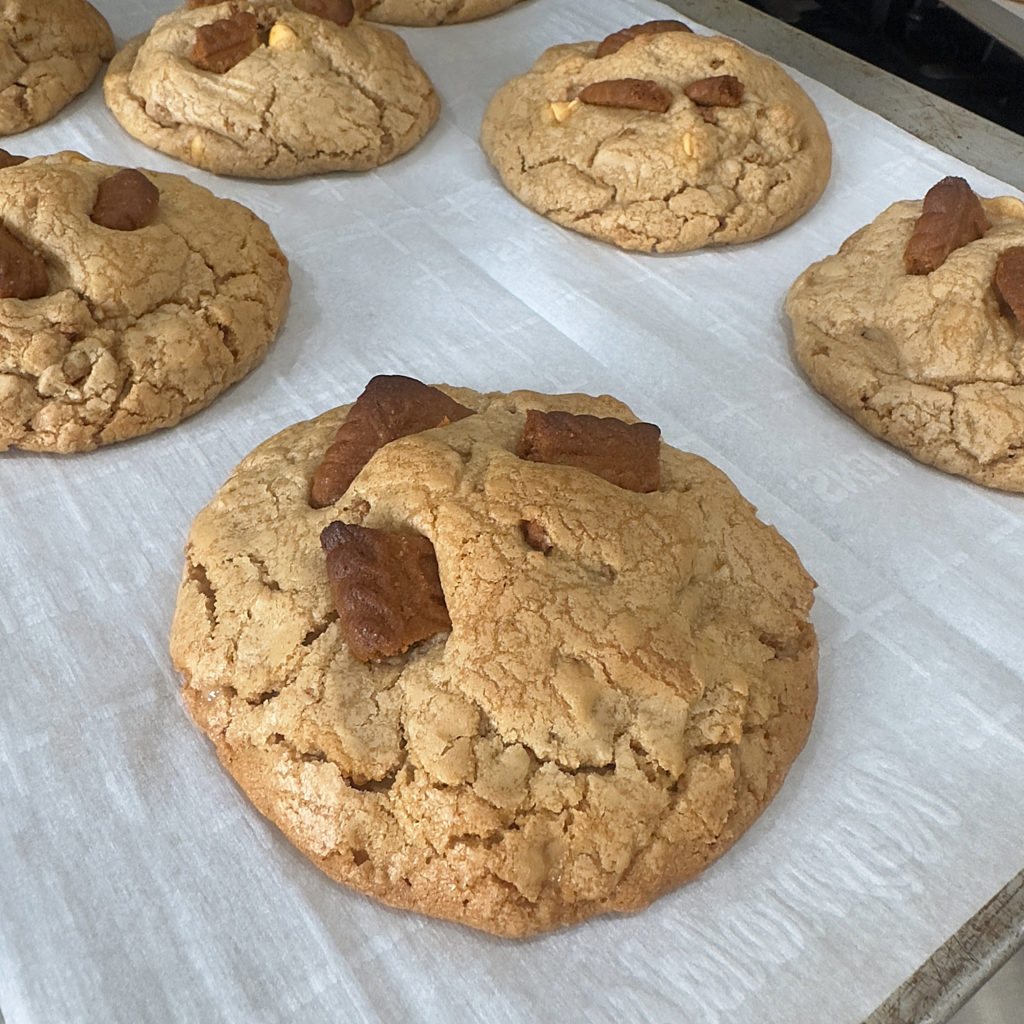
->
[356,0,526,26]
[480,20,831,252]
[0,152,289,453]
[171,376,818,936]
[103,1,440,178]
[786,177,1024,491]
[0,0,114,135]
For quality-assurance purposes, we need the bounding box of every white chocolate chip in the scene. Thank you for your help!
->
[548,99,579,123]
[268,22,300,49]
[682,132,694,157]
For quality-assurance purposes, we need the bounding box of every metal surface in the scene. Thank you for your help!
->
[865,870,1024,1023]
[950,942,1024,1024]
[941,0,1024,58]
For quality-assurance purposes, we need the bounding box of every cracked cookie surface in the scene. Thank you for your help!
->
[0,0,114,135]
[786,192,1024,490]
[357,0,526,26]
[480,28,831,252]
[0,152,290,453]
[103,0,439,178]
[170,385,818,936]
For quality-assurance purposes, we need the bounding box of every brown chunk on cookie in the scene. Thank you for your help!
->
[0,224,48,300]
[903,176,990,276]
[578,79,673,114]
[684,75,744,108]
[0,150,27,169]
[596,20,693,58]
[310,375,475,508]
[294,0,355,25]
[519,518,553,554]
[517,408,661,492]
[320,521,451,662]
[90,169,160,231]
[995,246,1024,324]
[190,10,260,73]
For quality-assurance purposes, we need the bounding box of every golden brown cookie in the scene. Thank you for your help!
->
[171,376,818,937]
[103,1,440,179]
[356,0,526,26]
[0,152,290,453]
[786,177,1024,490]
[480,20,831,252]
[0,0,114,135]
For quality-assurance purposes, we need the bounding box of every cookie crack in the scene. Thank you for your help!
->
[186,556,218,624]
[247,687,280,706]
[4,40,31,73]
[301,612,338,647]
[0,366,39,387]
[516,149,612,218]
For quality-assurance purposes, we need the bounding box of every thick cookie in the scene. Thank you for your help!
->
[356,0,526,27]
[0,0,114,135]
[104,1,440,178]
[0,152,290,453]
[786,178,1024,491]
[480,20,831,253]
[171,376,818,937]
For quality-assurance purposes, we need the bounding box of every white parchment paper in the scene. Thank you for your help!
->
[2,2,1023,1022]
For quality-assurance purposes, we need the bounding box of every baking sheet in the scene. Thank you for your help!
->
[2,1,1024,1022]
[943,0,1024,56]
[993,0,1024,19]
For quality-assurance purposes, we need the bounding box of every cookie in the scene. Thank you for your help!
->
[0,151,290,453]
[356,0,526,27]
[786,176,1024,491]
[0,0,114,135]
[480,19,831,253]
[171,375,818,936]
[103,1,440,178]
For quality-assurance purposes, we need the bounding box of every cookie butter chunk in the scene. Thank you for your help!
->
[321,521,451,661]
[311,375,474,507]
[103,0,440,178]
[481,25,831,252]
[172,383,817,937]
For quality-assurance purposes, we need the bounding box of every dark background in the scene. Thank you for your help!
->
[735,0,1024,136]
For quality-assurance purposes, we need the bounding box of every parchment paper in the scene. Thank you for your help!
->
[2,2,1023,1022]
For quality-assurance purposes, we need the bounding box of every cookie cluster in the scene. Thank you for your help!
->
[20,1,1022,945]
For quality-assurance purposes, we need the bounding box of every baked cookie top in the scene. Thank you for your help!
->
[103,1,440,178]
[786,177,1024,491]
[480,20,831,253]
[0,0,114,135]
[171,376,818,937]
[356,0,526,27]
[0,151,290,453]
